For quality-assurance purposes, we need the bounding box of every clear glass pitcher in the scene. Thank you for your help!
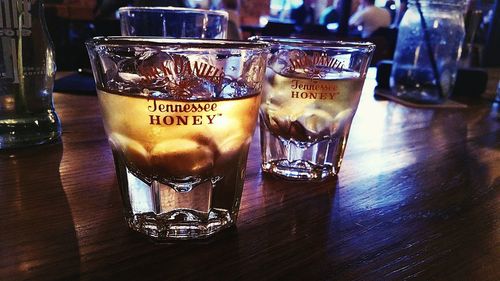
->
[390,0,466,104]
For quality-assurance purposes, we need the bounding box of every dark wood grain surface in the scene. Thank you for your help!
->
[1,71,499,281]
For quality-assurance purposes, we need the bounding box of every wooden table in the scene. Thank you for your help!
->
[1,71,499,281]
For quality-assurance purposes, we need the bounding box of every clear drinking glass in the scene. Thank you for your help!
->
[118,7,228,39]
[86,37,268,240]
[254,37,375,181]
[390,0,466,104]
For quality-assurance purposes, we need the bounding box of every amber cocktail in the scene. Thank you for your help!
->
[254,37,375,181]
[86,37,268,240]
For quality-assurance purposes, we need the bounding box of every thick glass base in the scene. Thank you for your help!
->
[126,208,235,240]
[260,123,346,181]
[262,159,336,181]
[0,112,61,149]
[392,87,447,104]
[390,65,453,104]
[114,153,244,240]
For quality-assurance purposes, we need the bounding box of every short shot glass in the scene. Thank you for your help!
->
[86,37,268,240]
[254,37,375,181]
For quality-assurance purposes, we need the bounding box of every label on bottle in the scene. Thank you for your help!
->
[0,0,32,84]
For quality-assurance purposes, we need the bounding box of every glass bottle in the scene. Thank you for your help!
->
[0,0,61,149]
[390,0,466,104]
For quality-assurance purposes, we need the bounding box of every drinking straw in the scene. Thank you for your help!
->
[415,0,444,99]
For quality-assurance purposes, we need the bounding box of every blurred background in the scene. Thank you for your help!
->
[44,0,499,70]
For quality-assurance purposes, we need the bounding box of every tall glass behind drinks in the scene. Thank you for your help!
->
[254,38,375,180]
[0,0,61,148]
[86,37,268,240]
[119,7,228,38]
[390,0,466,104]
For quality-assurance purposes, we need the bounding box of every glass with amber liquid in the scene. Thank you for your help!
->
[253,38,375,181]
[86,37,268,240]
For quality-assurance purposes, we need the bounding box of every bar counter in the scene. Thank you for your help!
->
[1,71,499,280]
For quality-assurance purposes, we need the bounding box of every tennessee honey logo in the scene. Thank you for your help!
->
[289,51,345,73]
[137,54,225,126]
[138,54,225,97]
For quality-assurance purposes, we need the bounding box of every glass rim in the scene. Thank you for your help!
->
[407,0,466,6]
[250,36,376,51]
[86,36,269,50]
[118,6,229,17]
